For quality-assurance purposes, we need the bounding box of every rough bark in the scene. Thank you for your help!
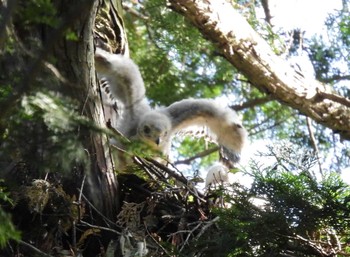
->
[0,0,125,255]
[1,0,140,255]
[168,0,350,140]
[50,0,120,219]
[0,0,121,219]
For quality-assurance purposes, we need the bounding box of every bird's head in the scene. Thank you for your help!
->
[137,111,171,148]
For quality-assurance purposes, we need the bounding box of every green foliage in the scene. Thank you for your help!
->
[15,0,58,27]
[122,0,350,173]
[0,184,21,248]
[326,7,350,50]
[338,15,350,47]
[125,0,238,106]
[64,29,79,41]
[236,0,283,54]
[307,6,350,94]
[307,39,338,81]
[254,171,347,232]
[203,143,350,256]
[163,142,349,256]
[0,85,12,99]
[0,91,95,174]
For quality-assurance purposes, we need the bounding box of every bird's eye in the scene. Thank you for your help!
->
[143,125,151,134]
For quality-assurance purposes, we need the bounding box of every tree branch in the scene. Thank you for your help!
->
[316,88,350,108]
[174,146,219,165]
[320,74,350,84]
[305,117,323,176]
[260,0,272,25]
[231,96,273,111]
[18,240,54,257]
[168,0,350,141]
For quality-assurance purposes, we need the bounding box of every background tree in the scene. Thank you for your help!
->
[122,0,350,255]
[124,0,350,172]
[0,0,121,255]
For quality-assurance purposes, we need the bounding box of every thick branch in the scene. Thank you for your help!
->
[168,0,350,140]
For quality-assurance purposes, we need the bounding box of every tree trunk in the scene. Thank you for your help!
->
[0,0,130,254]
[48,0,121,219]
[168,0,350,141]
[1,0,123,237]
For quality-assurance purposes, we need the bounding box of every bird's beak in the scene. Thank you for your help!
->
[155,138,160,145]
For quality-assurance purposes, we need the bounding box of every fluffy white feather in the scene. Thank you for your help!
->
[205,163,231,187]
[95,48,151,138]
[138,99,247,163]
[95,49,247,167]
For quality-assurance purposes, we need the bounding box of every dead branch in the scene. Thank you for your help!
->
[145,158,206,202]
[195,216,220,240]
[305,117,323,176]
[260,0,272,25]
[79,191,118,228]
[18,240,54,257]
[80,220,120,235]
[231,96,273,111]
[174,147,219,165]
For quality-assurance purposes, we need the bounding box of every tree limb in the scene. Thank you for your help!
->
[305,117,323,176]
[231,96,273,111]
[174,146,219,165]
[319,74,350,84]
[316,88,350,108]
[18,240,54,257]
[168,0,350,140]
[260,0,272,25]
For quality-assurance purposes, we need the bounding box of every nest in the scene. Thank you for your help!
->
[1,156,225,257]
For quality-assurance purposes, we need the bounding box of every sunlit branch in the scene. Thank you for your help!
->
[316,88,350,108]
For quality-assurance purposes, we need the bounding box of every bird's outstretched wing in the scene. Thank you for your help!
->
[95,48,151,138]
[94,48,148,111]
[138,99,247,164]
[94,49,247,167]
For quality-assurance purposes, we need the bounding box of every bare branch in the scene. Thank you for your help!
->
[79,220,120,235]
[123,3,149,21]
[78,191,118,228]
[174,146,219,165]
[319,74,350,84]
[260,0,272,25]
[18,240,54,257]
[144,158,207,202]
[305,117,323,176]
[231,96,273,111]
